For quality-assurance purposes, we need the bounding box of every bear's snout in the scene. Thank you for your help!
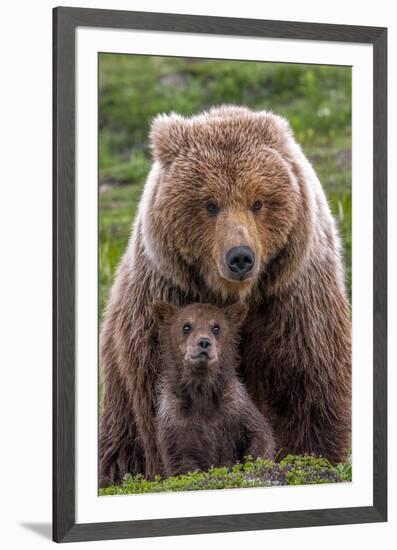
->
[191,335,214,361]
[185,333,218,366]
[197,336,212,350]
[225,246,255,279]
[212,213,261,291]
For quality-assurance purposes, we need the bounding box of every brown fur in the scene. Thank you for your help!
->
[152,302,275,477]
[99,105,351,486]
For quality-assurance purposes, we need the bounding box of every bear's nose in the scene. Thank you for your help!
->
[226,246,255,276]
[197,337,211,350]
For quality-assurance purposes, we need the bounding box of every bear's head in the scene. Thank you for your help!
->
[141,106,312,300]
[152,301,247,381]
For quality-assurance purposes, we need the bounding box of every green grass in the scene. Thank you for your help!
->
[99,184,142,316]
[99,55,351,184]
[100,455,352,495]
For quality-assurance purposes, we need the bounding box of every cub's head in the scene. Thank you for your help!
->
[152,302,247,376]
[142,106,307,300]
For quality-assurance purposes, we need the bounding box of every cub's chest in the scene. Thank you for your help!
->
[158,393,234,429]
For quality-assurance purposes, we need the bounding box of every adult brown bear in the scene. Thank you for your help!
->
[99,106,351,487]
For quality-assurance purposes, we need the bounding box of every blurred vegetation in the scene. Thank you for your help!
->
[99,54,352,318]
[100,454,352,495]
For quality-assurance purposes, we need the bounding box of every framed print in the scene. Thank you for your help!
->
[53,6,387,543]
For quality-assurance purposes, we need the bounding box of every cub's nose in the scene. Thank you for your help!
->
[197,337,211,350]
[226,246,255,276]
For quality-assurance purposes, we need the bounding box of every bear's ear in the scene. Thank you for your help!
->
[151,301,177,325]
[150,113,189,166]
[256,111,293,144]
[224,303,248,328]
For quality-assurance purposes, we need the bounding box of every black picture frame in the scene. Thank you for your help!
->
[53,6,388,543]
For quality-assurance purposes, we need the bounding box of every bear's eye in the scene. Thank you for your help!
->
[182,323,192,334]
[212,324,221,335]
[251,200,263,213]
[206,201,219,216]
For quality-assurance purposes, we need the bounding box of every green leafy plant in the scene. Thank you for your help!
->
[99,455,352,496]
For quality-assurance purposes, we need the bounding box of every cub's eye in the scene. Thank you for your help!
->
[182,323,192,334]
[212,324,221,335]
[251,200,263,212]
[206,201,219,216]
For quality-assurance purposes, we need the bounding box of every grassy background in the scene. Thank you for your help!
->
[98,55,352,492]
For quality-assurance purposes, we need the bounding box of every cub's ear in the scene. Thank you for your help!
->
[151,301,177,325]
[150,113,189,166]
[224,303,248,328]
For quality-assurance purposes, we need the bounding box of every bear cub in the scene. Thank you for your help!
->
[152,302,275,477]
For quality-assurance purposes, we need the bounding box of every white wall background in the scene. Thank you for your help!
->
[0,1,394,548]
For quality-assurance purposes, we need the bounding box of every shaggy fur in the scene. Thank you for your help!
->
[99,105,351,486]
[153,302,275,477]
